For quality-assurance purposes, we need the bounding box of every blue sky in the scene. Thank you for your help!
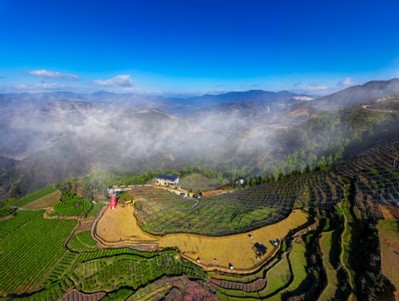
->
[1,0,399,95]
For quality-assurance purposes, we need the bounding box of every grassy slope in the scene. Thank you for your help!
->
[22,190,61,209]
[7,185,56,207]
[262,253,291,296]
[277,241,307,298]
[318,231,339,300]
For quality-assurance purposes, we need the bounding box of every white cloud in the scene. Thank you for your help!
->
[30,69,79,80]
[304,82,330,92]
[337,77,356,88]
[1,82,68,92]
[94,75,134,87]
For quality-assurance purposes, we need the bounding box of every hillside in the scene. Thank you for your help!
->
[0,139,397,300]
[1,81,399,200]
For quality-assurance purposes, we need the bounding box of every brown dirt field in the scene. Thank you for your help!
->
[76,218,95,232]
[211,277,266,292]
[379,205,399,220]
[60,289,105,301]
[95,206,308,272]
[202,189,223,197]
[22,190,61,209]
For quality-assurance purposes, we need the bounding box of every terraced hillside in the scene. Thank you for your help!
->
[133,184,303,236]
[1,140,398,300]
[133,142,399,237]
[0,209,208,300]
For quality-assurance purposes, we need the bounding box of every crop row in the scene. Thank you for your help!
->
[0,210,42,240]
[76,255,206,293]
[43,252,77,287]
[180,173,226,192]
[67,230,98,252]
[74,247,161,265]
[51,197,92,217]
[0,213,76,296]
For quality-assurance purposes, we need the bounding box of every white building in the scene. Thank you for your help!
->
[156,174,180,187]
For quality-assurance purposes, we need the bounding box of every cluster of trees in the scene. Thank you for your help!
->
[346,181,396,300]
[261,105,398,182]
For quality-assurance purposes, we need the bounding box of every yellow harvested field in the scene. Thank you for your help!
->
[96,206,158,242]
[95,206,308,272]
[22,190,61,209]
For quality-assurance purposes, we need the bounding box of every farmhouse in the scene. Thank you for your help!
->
[156,174,180,187]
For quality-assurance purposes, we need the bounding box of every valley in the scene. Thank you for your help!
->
[0,81,398,300]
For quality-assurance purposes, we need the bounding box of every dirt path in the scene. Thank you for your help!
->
[362,105,399,113]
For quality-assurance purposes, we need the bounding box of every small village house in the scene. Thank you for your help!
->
[156,174,180,187]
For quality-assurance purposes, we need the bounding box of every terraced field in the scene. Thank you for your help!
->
[180,173,227,192]
[0,210,77,296]
[318,231,339,301]
[50,196,93,217]
[6,185,57,207]
[22,190,61,209]
[134,184,301,236]
[95,205,309,272]
[0,208,207,300]
[133,142,399,238]
[1,141,398,300]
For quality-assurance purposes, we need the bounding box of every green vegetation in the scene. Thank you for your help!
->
[338,186,356,293]
[76,255,205,292]
[319,231,339,300]
[280,242,308,295]
[0,210,42,240]
[67,230,98,252]
[1,138,398,300]
[213,239,309,300]
[0,211,76,296]
[263,104,398,180]
[322,217,331,231]
[22,190,61,209]
[134,183,298,236]
[262,253,291,296]
[180,173,227,192]
[58,169,179,200]
[43,252,77,287]
[101,288,134,301]
[0,206,16,218]
[51,196,92,217]
[87,202,105,218]
[5,185,56,207]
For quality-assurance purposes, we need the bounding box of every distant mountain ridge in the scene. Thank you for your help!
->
[0,78,399,199]
[0,89,313,112]
[306,78,399,111]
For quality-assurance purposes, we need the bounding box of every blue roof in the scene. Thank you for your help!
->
[156,174,179,182]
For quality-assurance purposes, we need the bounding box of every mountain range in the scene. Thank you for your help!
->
[1,78,399,199]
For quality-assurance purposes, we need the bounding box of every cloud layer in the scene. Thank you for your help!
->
[338,77,356,88]
[94,75,133,87]
[30,69,79,80]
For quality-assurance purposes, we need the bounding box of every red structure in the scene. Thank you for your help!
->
[109,195,117,210]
